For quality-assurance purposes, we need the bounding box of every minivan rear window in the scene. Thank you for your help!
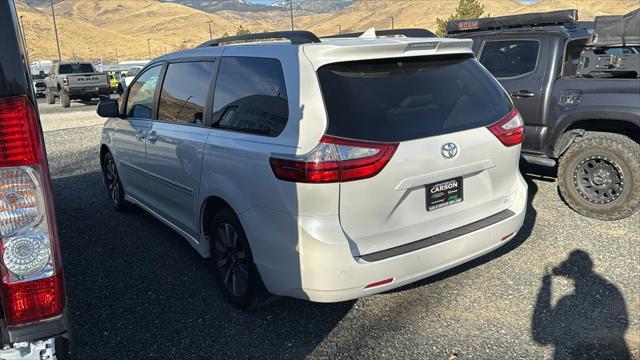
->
[58,63,95,74]
[317,55,511,142]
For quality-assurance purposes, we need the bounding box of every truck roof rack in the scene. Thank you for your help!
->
[197,30,321,47]
[446,9,578,34]
[322,28,436,39]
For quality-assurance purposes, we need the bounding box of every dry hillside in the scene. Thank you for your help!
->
[16,0,640,62]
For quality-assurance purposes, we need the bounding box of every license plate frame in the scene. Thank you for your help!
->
[426,177,463,211]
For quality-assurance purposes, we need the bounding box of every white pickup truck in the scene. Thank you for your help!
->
[44,61,111,107]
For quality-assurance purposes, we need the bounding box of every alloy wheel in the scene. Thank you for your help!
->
[214,223,249,297]
[573,155,625,204]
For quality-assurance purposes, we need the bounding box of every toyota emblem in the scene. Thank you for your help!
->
[441,143,459,159]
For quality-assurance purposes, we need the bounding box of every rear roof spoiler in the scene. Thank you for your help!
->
[198,30,321,47]
[446,9,578,34]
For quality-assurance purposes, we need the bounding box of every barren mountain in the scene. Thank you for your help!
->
[16,0,639,62]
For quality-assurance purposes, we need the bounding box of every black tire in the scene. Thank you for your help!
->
[46,89,55,104]
[101,152,128,211]
[558,132,640,220]
[209,208,270,309]
[60,91,71,108]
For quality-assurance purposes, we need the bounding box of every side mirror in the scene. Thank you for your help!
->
[97,99,120,118]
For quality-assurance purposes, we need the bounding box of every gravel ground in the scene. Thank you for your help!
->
[42,103,639,360]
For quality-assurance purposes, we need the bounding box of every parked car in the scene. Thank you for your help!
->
[0,1,71,358]
[32,71,46,98]
[44,61,111,108]
[447,9,640,220]
[108,73,120,94]
[97,29,527,309]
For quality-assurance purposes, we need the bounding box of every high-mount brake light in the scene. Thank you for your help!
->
[269,136,398,183]
[0,96,64,325]
[487,108,524,146]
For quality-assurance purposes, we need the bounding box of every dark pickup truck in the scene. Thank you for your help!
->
[0,1,71,358]
[448,9,640,220]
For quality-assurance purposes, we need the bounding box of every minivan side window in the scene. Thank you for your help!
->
[212,57,288,137]
[157,61,215,125]
[479,40,540,78]
[126,65,162,119]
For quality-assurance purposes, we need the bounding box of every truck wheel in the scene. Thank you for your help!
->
[558,132,640,220]
[45,89,55,104]
[60,92,70,108]
[209,208,271,310]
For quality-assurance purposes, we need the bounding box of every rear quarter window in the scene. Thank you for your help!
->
[212,57,288,137]
[317,55,511,142]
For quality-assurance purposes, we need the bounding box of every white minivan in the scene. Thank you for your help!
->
[97,29,527,309]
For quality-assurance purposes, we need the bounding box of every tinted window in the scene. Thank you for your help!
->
[58,63,95,74]
[563,38,588,77]
[126,65,162,119]
[317,55,511,142]
[213,57,288,136]
[158,61,214,125]
[479,40,539,78]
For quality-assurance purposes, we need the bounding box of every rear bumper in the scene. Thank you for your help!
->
[64,86,110,97]
[0,308,71,359]
[246,173,528,302]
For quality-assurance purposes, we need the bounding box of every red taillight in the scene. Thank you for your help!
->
[1,274,64,324]
[62,76,69,88]
[269,136,398,183]
[0,95,64,325]
[0,96,42,167]
[487,108,524,147]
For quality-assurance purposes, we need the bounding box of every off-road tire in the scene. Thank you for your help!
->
[60,91,71,108]
[45,89,55,104]
[558,132,640,220]
[209,208,270,310]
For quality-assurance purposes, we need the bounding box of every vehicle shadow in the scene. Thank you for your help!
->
[531,250,631,359]
[51,171,353,359]
[388,174,539,293]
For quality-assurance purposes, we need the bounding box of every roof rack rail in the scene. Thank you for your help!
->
[446,9,578,34]
[197,30,321,47]
[322,28,436,39]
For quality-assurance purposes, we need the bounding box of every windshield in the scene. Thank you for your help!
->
[317,54,512,142]
[58,63,95,74]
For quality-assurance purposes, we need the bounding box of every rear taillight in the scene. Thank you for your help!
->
[0,96,64,325]
[269,136,398,183]
[62,76,69,88]
[487,108,524,147]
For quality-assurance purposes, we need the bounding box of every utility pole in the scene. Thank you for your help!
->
[115,48,119,70]
[289,0,294,30]
[389,16,394,30]
[50,0,62,61]
[207,20,213,39]
[336,24,341,35]
[147,39,151,60]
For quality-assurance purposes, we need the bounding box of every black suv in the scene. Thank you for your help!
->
[0,1,71,358]
[448,9,640,220]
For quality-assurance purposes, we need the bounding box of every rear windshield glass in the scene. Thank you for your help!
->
[58,63,95,74]
[317,55,511,142]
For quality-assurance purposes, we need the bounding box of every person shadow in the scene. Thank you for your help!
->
[531,250,631,359]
